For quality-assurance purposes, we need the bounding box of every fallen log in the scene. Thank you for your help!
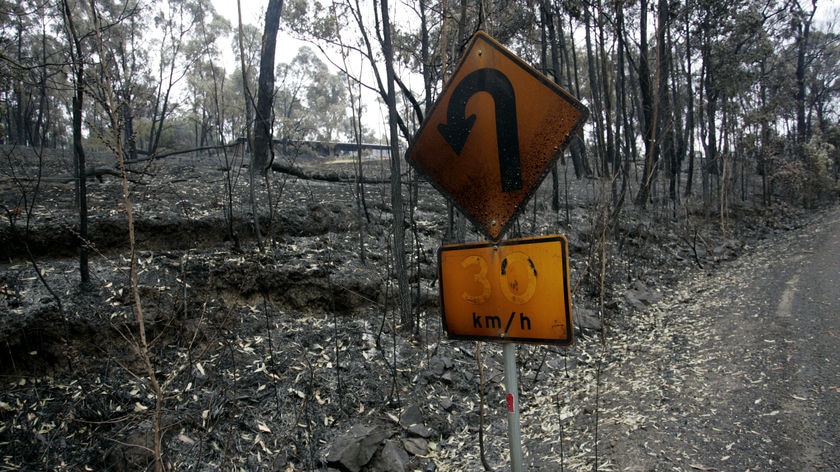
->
[5,167,146,184]
[126,143,240,164]
[269,162,390,184]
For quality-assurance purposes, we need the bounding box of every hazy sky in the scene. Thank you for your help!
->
[209,0,309,65]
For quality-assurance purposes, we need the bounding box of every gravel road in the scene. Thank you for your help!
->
[600,207,840,471]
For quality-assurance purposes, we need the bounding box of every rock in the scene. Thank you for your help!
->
[407,423,433,438]
[369,440,409,472]
[399,404,423,428]
[326,424,387,472]
[640,289,663,305]
[624,282,662,311]
[574,307,602,332]
[428,356,452,376]
[624,289,648,311]
[402,436,429,456]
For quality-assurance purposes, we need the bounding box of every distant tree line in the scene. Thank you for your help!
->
[2,0,838,199]
[0,0,369,156]
[282,0,840,207]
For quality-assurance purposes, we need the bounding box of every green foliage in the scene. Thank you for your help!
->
[274,47,350,145]
[802,133,840,205]
[770,133,840,207]
[771,155,808,205]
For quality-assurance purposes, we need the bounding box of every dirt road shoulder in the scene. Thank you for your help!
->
[601,207,840,471]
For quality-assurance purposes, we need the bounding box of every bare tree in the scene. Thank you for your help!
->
[378,0,413,331]
[60,0,90,285]
[88,0,167,468]
[253,0,284,175]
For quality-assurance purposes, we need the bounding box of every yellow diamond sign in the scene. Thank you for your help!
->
[407,31,588,241]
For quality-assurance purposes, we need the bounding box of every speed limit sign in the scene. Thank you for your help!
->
[438,234,573,345]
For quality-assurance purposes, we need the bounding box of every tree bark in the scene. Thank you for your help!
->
[635,0,659,207]
[794,0,815,142]
[61,0,89,286]
[558,12,587,178]
[253,0,284,174]
[379,0,413,332]
[541,0,562,212]
[583,7,606,178]
[684,20,696,197]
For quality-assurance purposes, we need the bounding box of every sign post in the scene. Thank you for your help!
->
[407,30,588,471]
[504,342,523,470]
[438,236,572,472]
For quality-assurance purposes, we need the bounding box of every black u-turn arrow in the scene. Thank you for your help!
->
[437,68,523,192]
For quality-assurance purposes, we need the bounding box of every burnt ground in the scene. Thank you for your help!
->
[0,144,833,471]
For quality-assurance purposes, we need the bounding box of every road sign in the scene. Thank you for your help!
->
[407,31,589,241]
[438,234,573,345]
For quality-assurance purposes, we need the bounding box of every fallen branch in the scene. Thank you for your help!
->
[269,162,390,184]
[8,167,145,184]
[126,143,241,163]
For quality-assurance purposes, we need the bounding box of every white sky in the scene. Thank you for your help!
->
[208,0,394,139]
[209,0,309,65]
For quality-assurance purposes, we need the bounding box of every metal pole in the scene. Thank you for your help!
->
[503,342,524,471]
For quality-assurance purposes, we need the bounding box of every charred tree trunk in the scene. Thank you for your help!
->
[584,6,606,178]
[62,0,89,286]
[253,0,284,174]
[379,0,413,332]
[614,6,631,210]
[635,0,658,207]
[684,21,696,197]
[559,12,587,178]
[541,0,562,212]
[656,0,675,205]
[794,1,815,142]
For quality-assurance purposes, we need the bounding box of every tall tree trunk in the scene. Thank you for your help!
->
[253,0,284,174]
[759,58,769,206]
[656,0,675,204]
[794,0,815,142]
[614,6,631,210]
[379,0,413,331]
[684,20,696,197]
[14,16,24,145]
[597,0,615,180]
[420,0,432,114]
[635,0,658,207]
[541,0,562,212]
[148,67,174,154]
[584,6,606,177]
[33,27,48,148]
[121,17,139,161]
[558,11,587,178]
[62,0,89,285]
[251,0,284,250]
[123,103,137,161]
[703,30,720,184]
[235,0,262,248]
